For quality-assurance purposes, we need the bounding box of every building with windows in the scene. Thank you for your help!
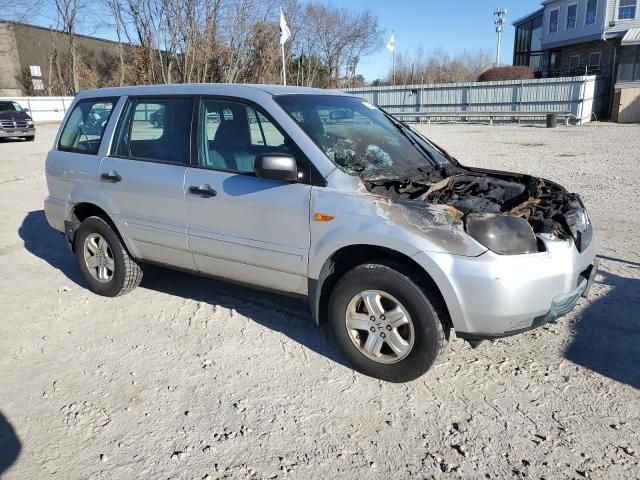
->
[513,9,546,73]
[514,0,640,120]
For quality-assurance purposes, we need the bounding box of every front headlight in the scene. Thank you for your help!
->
[27,120,34,126]
[565,206,592,252]
[465,213,538,255]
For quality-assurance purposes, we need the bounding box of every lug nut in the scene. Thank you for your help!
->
[380,332,386,338]
[386,325,392,331]
[380,315,385,321]
[370,327,376,332]
[370,316,375,321]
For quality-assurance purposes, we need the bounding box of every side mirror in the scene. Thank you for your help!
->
[254,153,298,182]
[23,108,30,113]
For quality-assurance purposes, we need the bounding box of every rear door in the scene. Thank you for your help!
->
[184,97,312,295]
[99,96,195,269]
[46,97,119,232]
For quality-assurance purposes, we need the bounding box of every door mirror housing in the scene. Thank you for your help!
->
[254,153,298,182]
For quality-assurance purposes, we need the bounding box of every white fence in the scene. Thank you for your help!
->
[2,76,612,125]
[0,96,74,123]
[344,75,611,125]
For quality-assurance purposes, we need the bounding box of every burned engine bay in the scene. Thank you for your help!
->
[363,164,592,252]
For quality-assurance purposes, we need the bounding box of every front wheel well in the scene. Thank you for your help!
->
[312,245,452,332]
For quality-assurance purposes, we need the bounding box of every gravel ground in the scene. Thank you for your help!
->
[0,122,638,479]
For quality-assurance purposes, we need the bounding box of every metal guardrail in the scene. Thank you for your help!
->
[392,111,574,127]
[344,75,607,125]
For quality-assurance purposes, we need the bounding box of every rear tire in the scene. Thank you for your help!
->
[74,216,143,297]
[329,261,447,383]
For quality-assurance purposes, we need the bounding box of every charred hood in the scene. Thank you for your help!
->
[362,164,591,248]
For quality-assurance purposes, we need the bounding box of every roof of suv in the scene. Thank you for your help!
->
[77,83,349,99]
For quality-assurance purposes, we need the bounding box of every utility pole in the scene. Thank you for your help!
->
[494,8,507,67]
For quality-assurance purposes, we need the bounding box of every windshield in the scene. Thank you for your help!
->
[275,94,450,175]
[0,102,23,113]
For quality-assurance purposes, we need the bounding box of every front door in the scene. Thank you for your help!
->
[185,98,311,294]
[100,96,195,269]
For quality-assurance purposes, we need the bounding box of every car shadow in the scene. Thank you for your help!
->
[139,265,348,367]
[18,210,348,369]
[597,254,640,269]
[564,264,640,389]
[0,412,21,476]
[18,211,84,286]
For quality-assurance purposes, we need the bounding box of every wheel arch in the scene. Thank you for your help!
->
[66,202,134,256]
[309,244,452,332]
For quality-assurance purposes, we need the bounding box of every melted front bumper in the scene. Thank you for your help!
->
[413,232,598,337]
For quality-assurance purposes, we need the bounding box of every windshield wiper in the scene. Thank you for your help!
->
[407,126,458,165]
[379,108,459,166]
[380,109,440,166]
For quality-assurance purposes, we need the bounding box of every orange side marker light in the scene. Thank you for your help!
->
[314,213,335,222]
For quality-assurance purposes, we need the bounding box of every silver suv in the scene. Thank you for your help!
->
[44,85,598,382]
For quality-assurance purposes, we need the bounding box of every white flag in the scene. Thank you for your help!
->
[386,32,395,52]
[280,9,291,45]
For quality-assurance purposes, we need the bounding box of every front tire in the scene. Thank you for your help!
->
[74,216,143,297]
[25,135,35,142]
[329,262,447,383]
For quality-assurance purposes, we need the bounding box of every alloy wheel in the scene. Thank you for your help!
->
[345,290,415,364]
[83,233,115,283]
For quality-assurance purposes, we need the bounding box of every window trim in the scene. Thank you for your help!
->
[589,51,602,67]
[585,0,598,26]
[57,96,119,155]
[190,95,326,187]
[618,0,637,20]
[617,45,640,82]
[566,2,578,29]
[569,54,581,69]
[549,7,560,34]
[108,95,195,166]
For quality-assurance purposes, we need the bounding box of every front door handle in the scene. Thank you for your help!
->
[101,171,121,183]
[189,184,217,198]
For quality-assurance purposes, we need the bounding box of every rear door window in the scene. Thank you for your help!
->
[58,98,118,154]
[113,97,193,164]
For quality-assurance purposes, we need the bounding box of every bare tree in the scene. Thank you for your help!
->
[19,0,383,90]
[105,0,126,86]
[390,47,494,85]
[47,25,66,94]
[53,0,84,93]
[298,4,381,87]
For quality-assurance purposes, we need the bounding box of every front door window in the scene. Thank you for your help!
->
[198,99,293,174]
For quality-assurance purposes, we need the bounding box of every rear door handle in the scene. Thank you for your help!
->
[189,184,217,198]
[101,171,121,183]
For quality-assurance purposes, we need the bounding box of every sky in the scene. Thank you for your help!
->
[330,0,543,81]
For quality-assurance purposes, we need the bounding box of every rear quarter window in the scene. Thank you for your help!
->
[58,98,118,154]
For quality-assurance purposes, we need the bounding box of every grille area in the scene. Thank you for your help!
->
[0,120,29,129]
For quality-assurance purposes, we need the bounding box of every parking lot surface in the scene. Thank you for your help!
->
[0,123,638,479]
